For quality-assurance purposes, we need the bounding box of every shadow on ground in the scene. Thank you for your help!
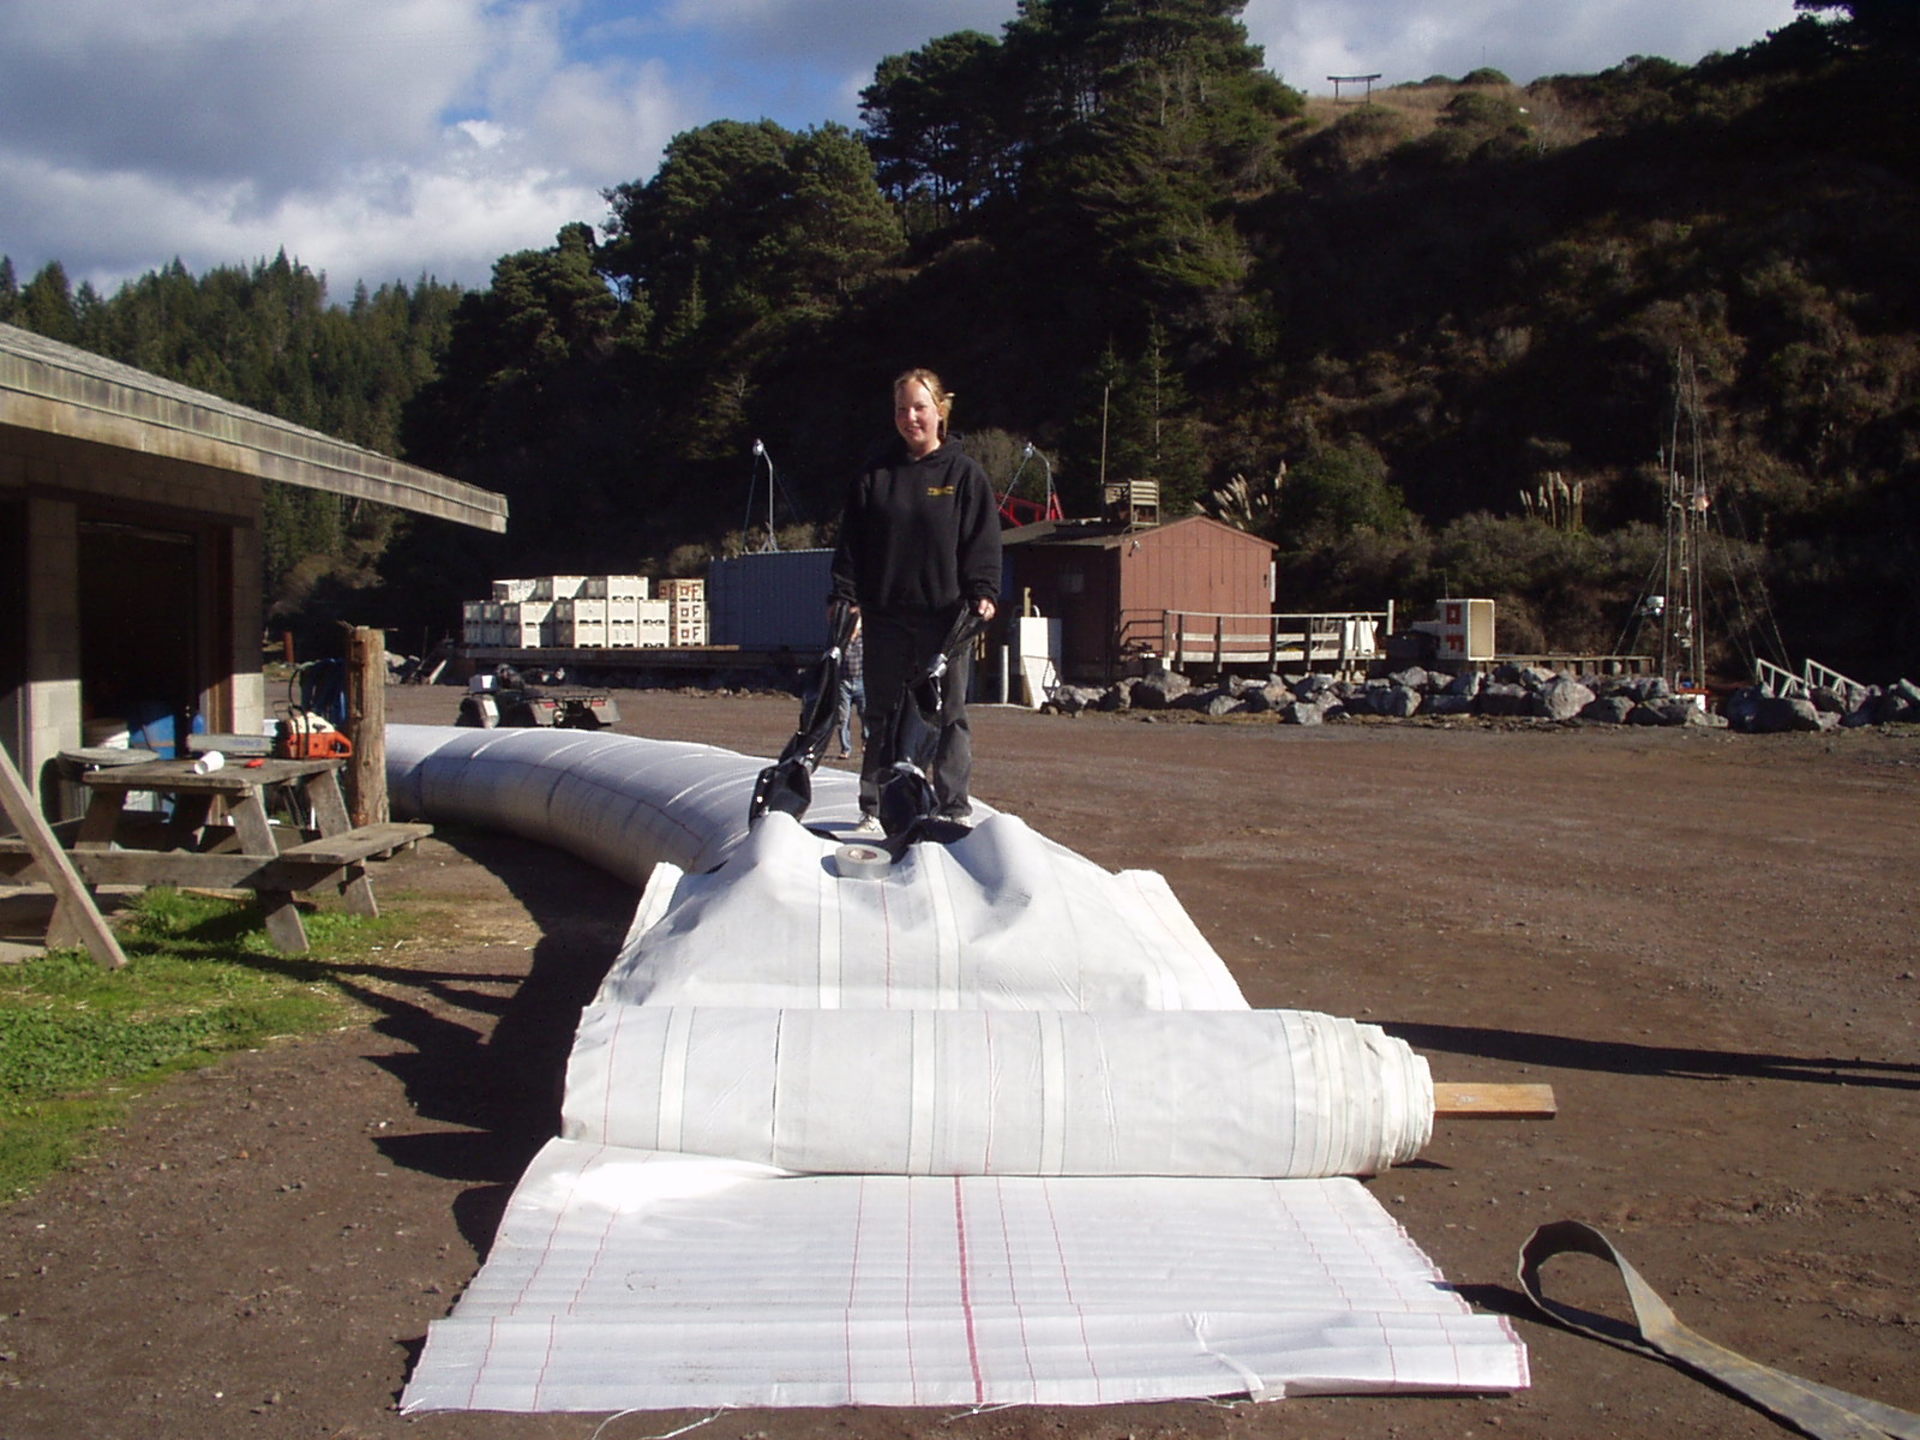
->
[1387,1020,1920,1092]
[313,827,639,1252]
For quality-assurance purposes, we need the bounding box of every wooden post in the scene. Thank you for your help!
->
[0,745,128,969]
[346,626,388,827]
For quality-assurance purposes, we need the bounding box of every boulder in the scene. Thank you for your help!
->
[1617,674,1673,703]
[1368,682,1423,718]
[1577,695,1636,725]
[1045,685,1098,715]
[1631,696,1728,727]
[1765,696,1828,732]
[1532,677,1597,722]
[1476,681,1532,717]
[1240,684,1288,715]
[1129,669,1190,710]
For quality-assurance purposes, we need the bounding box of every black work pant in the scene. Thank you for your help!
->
[858,606,975,818]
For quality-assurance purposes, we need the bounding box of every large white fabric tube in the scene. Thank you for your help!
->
[562,1006,1432,1177]
[386,722,778,880]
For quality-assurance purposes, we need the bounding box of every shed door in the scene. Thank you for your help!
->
[78,520,202,754]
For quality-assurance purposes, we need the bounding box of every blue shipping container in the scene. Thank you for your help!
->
[707,550,836,651]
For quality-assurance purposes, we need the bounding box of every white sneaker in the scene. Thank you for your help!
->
[849,814,885,839]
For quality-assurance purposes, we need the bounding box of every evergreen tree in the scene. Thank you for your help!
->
[19,262,79,343]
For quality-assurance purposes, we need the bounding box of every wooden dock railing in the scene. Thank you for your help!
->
[1158,609,1391,676]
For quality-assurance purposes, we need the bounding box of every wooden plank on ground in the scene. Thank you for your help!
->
[1432,1082,1557,1119]
[0,747,128,969]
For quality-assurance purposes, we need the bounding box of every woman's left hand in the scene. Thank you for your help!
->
[974,597,997,623]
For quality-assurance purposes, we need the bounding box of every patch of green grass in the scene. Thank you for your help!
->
[0,887,422,1204]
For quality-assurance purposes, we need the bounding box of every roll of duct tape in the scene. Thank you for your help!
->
[832,842,891,879]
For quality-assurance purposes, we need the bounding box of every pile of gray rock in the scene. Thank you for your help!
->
[1042,665,1920,732]
[1721,675,1920,732]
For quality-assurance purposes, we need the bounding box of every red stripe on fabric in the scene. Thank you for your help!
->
[1042,1177,1103,1399]
[996,1175,1040,1393]
[844,1176,866,1397]
[463,1314,499,1409]
[904,1181,920,1396]
[953,1177,986,1404]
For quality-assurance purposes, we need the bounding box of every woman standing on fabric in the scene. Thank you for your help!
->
[830,368,1001,835]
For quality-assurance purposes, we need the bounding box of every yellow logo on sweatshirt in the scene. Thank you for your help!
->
[926,485,955,497]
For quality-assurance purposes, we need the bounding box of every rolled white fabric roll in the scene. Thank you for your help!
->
[562,1006,1432,1178]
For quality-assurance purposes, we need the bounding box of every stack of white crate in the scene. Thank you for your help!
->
[658,577,708,647]
[634,599,671,647]
[466,574,710,649]
[552,596,606,648]
[500,599,554,648]
[589,576,647,647]
[582,575,649,602]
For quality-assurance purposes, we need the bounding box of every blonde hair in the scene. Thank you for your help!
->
[893,367,955,439]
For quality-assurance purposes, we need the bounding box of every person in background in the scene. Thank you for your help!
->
[830,368,1001,836]
[835,620,865,758]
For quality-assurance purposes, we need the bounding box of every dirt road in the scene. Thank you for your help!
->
[2,687,1915,1440]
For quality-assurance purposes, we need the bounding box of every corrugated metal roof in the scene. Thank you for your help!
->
[0,321,507,532]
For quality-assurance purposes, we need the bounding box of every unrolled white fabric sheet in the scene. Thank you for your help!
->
[401,1140,1528,1412]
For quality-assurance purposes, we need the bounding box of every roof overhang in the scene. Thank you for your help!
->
[0,322,506,533]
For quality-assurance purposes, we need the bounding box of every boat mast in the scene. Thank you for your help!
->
[1663,353,1710,692]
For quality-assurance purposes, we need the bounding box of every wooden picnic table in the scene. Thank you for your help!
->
[50,755,430,953]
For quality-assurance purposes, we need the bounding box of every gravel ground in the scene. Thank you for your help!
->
[1,684,1916,1440]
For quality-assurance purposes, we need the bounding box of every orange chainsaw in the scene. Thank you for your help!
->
[273,708,354,759]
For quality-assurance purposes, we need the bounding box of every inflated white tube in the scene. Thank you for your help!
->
[603,811,1249,1012]
[387,723,777,880]
[563,1006,1431,1177]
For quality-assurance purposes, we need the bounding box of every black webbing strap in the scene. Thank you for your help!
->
[1518,1221,1920,1440]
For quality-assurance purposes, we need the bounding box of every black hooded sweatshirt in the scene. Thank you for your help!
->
[829,438,1002,615]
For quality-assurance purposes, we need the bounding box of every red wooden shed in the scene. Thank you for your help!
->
[1002,515,1276,682]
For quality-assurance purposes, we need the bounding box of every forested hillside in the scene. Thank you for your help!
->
[7,0,1915,680]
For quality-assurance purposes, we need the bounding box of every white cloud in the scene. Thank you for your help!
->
[0,0,1806,300]
[0,0,695,295]
[1242,0,1802,93]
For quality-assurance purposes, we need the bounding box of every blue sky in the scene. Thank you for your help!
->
[0,0,1801,301]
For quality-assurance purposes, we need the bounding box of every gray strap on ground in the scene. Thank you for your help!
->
[1518,1220,1920,1440]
